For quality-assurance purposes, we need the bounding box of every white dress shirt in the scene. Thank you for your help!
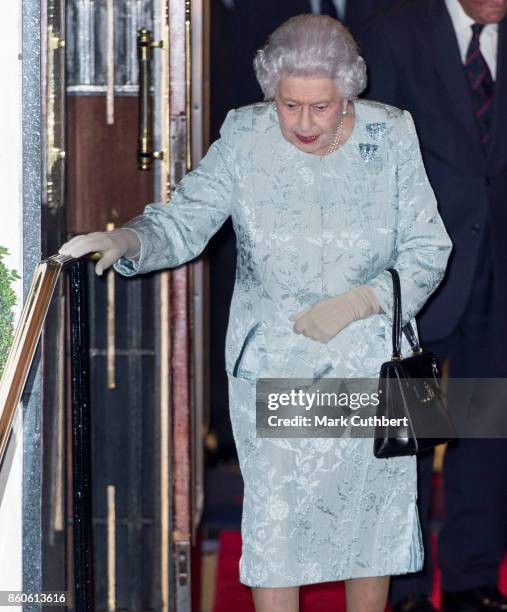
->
[310,0,347,21]
[445,0,498,79]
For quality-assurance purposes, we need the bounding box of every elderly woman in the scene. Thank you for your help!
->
[61,14,452,612]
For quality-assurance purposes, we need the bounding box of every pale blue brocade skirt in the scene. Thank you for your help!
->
[227,373,424,588]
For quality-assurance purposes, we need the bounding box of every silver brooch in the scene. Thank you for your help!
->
[365,122,387,142]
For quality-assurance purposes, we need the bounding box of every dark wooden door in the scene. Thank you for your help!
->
[63,1,209,609]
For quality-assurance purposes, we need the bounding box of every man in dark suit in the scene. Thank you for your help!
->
[361,1,507,611]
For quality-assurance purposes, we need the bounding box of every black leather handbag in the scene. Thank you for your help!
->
[373,268,455,458]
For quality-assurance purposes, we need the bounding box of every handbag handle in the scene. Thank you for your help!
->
[387,268,422,359]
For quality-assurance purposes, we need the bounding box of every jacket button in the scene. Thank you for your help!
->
[485,176,491,186]
[472,224,481,234]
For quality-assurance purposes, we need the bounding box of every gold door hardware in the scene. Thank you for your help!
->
[175,540,190,587]
[106,0,114,125]
[106,223,116,390]
[46,24,66,209]
[137,28,164,170]
[107,485,116,611]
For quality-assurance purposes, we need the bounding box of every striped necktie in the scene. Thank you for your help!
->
[464,23,495,152]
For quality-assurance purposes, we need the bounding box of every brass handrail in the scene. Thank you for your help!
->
[0,255,73,466]
[0,256,95,608]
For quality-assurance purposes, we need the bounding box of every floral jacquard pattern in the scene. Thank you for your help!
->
[113,100,452,587]
[229,375,424,587]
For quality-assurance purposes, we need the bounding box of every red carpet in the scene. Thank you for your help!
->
[213,530,507,611]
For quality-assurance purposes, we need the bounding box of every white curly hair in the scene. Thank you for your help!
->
[253,14,367,101]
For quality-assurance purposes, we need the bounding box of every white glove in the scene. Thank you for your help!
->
[58,228,141,276]
[288,286,381,343]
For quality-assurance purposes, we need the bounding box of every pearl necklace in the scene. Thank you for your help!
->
[326,100,349,156]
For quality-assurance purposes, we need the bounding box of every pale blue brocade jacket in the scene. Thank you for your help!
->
[114,101,452,381]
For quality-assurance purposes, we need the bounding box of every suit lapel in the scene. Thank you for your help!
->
[428,0,485,164]
[488,17,507,163]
